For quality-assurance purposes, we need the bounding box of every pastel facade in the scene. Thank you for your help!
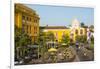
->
[15,4,40,43]
[70,19,87,41]
[41,19,87,42]
[42,26,70,42]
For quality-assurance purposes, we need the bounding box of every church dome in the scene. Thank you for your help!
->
[72,18,80,28]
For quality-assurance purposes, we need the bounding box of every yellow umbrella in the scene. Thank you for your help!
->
[48,48,57,52]
[62,43,67,46]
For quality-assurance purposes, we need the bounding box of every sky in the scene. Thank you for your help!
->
[25,4,94,26]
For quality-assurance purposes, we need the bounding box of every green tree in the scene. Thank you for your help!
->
[38,31,48,61]
[76,35,87,43]
[89,25,94,33]
[90,25,94,29]
[90,35,94,50]
[80,22,88,28]
[15,26,32,60]
[81,22,85,27]
[46,32,55,41]
[61,34,70,45]
[91,35,94,44]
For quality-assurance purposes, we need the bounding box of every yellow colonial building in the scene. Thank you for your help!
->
[42,26,70,42]
[41,19,87,43]
[15,4,40,43]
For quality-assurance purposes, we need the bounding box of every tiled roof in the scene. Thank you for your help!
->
[40,26,68,29]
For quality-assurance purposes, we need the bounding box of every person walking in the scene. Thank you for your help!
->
[76,41,79,51]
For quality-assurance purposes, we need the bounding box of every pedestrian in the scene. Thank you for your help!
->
[76,41,79,51]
